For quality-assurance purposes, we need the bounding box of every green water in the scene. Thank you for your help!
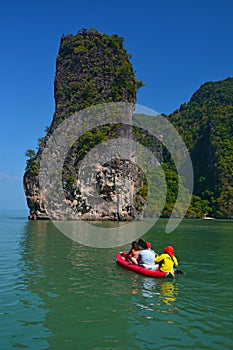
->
[0,213,232,349]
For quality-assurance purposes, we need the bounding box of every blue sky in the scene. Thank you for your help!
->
[0,0,232,210]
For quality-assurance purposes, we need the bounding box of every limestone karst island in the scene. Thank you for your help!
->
[24,28,233,220]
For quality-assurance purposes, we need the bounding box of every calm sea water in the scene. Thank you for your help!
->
[0,211,232,350]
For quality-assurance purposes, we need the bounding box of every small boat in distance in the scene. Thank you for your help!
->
[202,214,215,220]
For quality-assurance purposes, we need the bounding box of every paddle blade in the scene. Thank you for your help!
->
[138,238,148,249]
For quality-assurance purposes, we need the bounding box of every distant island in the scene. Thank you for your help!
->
[23,28,233,220]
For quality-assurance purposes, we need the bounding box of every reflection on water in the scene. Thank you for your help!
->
[131,276,178,303]
[129,276,179,326]
[160,281,177,304]
[19,220,138,349]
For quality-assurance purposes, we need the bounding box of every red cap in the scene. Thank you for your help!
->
[146,241,151,249]
[164,245,174,256]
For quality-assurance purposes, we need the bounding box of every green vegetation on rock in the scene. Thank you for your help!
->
[168,77,233,218]
[52,28,143,131]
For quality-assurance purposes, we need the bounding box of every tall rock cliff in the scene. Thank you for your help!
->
[23,29,155,220]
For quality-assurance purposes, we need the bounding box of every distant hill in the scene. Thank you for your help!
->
[167,77,233,218]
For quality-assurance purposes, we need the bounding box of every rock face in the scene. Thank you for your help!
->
[23,29,158,220]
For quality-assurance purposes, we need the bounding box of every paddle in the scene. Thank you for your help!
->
[137,238,148,249]
[174,268,185,275]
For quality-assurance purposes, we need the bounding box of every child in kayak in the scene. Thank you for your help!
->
[155,246,178,275]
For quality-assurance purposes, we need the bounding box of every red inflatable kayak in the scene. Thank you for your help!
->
[116,252,176,278]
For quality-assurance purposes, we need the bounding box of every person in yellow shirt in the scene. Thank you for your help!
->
[155,246,178,276]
